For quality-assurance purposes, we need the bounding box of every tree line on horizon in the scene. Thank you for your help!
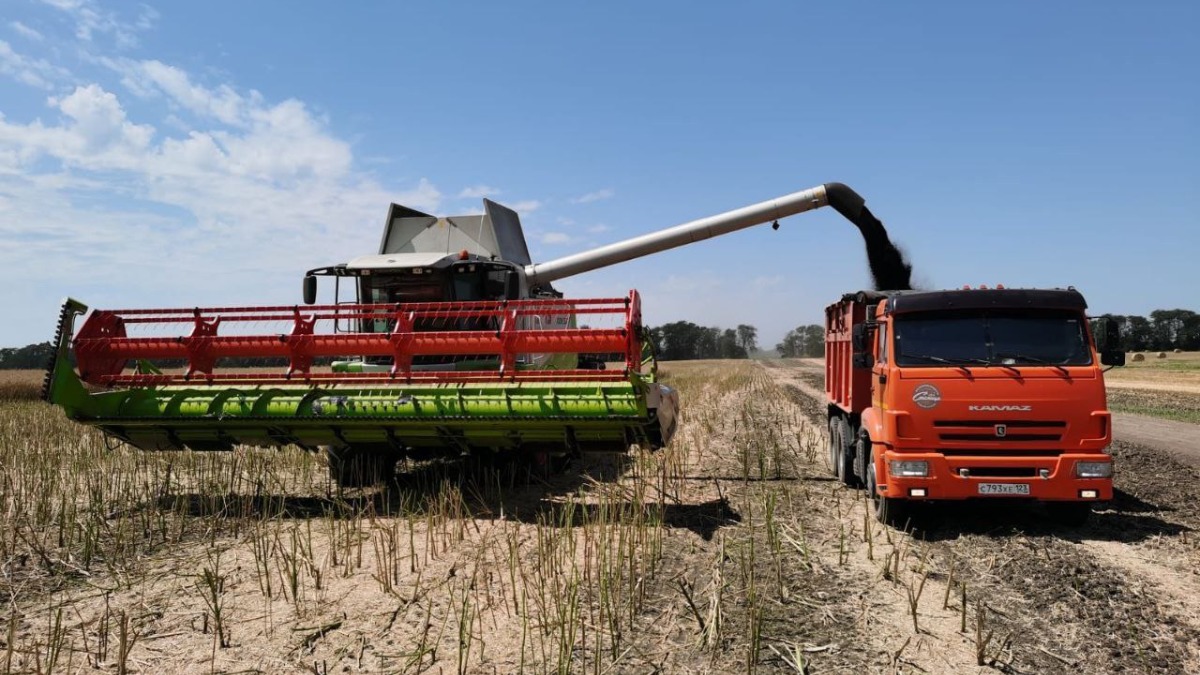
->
[646,322,758,361]
[3,308,1197,369]
[775,325,826,358]
[1097,310,1200,352]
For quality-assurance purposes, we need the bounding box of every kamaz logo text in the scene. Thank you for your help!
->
[968,405,1032,412]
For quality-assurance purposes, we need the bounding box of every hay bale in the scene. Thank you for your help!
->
[1174,348,1183,353]
[1156,351,1167,359]
[1131,353,1145,362]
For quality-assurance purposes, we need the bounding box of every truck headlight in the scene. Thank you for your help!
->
[888,460,929,477]
[1075,461,1112,478]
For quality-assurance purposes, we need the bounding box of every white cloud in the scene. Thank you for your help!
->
[457,185,500,199]
[38,0,155,48]
[116,59,251,126]
[0,40,68,89]
[0,42,440,344]
[570,188,614,204]
[0,85,155,171]
[586,224,611,234]
[507,199,541,213]
[540,232,572,245]
[10,21,44,41]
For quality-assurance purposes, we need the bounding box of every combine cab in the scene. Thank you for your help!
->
[43,182,881,486]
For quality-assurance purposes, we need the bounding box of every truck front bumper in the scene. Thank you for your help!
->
[876,451,1113,502]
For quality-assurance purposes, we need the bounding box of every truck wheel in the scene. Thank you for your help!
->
[1045,502,1091,527]
[826,418,841,477]
[326,446,397,489]
[866,443,909,527]
[833,418,856,486]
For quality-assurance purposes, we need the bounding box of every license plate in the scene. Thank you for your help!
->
[978,483,1030,495]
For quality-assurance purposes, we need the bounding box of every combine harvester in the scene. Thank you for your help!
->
[44,183,882,487]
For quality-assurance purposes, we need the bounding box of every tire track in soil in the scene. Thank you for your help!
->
[761,359,1200,674]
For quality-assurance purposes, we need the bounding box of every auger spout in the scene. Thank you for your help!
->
[524,183,872,285]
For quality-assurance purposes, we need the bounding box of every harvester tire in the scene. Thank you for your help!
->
[326,446,397,489]
[1045,502,1091,527]
[866,441,909,527]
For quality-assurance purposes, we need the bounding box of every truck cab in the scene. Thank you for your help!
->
[826,287,1125,526]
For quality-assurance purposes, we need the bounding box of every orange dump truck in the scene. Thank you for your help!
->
[825,287,1125,525]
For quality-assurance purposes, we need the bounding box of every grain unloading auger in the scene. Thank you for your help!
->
[44,182,879,486]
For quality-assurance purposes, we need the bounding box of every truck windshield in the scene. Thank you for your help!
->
[893,309,1092,367]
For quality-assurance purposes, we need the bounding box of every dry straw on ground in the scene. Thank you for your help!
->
[1,360,1199,673]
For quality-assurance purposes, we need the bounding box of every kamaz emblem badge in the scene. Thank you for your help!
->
[912,384,941,409]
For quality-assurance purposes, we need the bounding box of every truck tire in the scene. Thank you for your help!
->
[325,446,397,489]
[832,418,856,486]
[865,440,909,527]
[827,418,842,477]
[1045,502,1091,527]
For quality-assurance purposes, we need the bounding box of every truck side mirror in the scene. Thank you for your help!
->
[852,323,869,352]
[302,275,317,305]
[851,323,874,369]
[1095,317,1124,367]
[1104,319,1122,351]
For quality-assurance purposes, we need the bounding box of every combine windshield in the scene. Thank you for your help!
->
[894,309,1092,367]
[361,274,445,304]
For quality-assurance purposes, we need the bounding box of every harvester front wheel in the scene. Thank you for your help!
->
[325,446,398,489]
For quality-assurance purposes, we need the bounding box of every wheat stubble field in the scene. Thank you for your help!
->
[2,359,1200,674]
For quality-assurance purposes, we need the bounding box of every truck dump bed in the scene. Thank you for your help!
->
[824,292,885,415]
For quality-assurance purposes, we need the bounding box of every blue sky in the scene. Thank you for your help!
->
[0,1,1196,348]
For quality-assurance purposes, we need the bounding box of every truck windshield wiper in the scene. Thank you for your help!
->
[901,353,990,374]
[995,352,1070,376]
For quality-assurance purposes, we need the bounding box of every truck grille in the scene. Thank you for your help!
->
[933,420,1065,443]
[941,448,1063,457]
[961,467,1041,477]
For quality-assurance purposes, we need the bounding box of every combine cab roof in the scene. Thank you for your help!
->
[346,252,454,270]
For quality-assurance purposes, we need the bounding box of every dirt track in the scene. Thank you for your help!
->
[1113,412,1200,468]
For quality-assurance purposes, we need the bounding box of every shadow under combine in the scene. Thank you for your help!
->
[154,454,743,541]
